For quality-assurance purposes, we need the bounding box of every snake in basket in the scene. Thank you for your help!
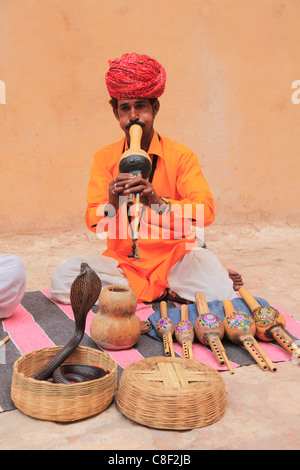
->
[32,263,107,384]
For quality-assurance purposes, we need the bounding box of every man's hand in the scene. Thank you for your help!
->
[123,174,161,207]
[109,173,162,209]
[108,173,133,210]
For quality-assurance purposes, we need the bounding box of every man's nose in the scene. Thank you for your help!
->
[129,107,139,121]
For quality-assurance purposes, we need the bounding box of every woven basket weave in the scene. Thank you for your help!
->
[116,356,227,430]
[11,346,117,422]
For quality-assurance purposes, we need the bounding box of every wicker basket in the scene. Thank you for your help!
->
[116,357,227,430]
[11,346,117,422]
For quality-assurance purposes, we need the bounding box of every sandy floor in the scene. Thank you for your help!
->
[1,222,300,450]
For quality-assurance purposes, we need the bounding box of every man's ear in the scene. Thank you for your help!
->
[113,107,119,120]
[152,99,160,118]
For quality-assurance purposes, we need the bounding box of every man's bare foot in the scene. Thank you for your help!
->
[167,290,194,304]
[140,319,152,334]
[227,269,244,291]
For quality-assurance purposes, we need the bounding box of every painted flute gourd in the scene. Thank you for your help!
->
[194,292,234,374]
[119,122,152,261]
[175,305,194,359]
[119,122,152,205]
[156,301,175,357]
[239,287,300,361]
[223,299,277,372]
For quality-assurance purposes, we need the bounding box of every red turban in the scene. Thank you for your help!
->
[105,53,166,99]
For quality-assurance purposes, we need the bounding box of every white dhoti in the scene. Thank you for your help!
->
[50,254,129,304]
[166,247,236,302]
[0,254,26,319]
[49,248,236,304]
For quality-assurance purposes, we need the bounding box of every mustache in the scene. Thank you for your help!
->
[126,121,145,130]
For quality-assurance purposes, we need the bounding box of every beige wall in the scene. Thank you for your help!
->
[1,0,299,235]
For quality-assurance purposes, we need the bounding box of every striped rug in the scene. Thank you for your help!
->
[0,290,299,413]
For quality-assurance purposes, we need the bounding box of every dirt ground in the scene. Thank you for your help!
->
[1,222,300,450]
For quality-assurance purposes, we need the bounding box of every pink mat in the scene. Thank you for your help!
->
[0,289,299,413]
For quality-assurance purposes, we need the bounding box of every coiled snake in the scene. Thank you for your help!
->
[32,263,106,384]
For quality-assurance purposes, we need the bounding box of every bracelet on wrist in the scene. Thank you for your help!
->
[159,197,171,215]
[104,202,117,218]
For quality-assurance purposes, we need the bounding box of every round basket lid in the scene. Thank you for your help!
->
[116,356,227,430]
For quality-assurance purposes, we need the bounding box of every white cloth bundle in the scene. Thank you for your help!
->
[0,254,26,318]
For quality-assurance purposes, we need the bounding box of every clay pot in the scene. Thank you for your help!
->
[90,285,141,350]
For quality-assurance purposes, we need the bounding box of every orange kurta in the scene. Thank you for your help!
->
[86,131,215,302]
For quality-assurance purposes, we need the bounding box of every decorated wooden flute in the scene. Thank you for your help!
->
[175,305,194,359]
[119,123,152,261]
[157,301,175,357]
[0,335,9,348]
[223,299,277,372]
[194,292,234,374]
[239,287,300,361]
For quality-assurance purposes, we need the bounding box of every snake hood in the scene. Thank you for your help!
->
[32,263,102,382]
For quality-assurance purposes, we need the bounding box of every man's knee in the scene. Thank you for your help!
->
[0,254,26,318]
